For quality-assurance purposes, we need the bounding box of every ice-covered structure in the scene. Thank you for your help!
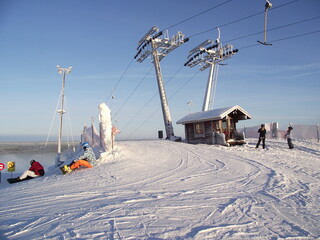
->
[80,103,118,154]
[99,103,112,152]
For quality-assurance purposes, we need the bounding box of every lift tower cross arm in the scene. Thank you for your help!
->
[134,26,189,141]
[184,28,238,111]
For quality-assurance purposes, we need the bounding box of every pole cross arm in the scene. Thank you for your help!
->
[135,26,189,63]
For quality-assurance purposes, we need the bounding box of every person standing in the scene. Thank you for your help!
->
[256,124,267,149]
[285,126,294,149]
[18,160,45,181]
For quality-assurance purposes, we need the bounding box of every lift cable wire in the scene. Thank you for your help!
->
[113,66,154,119]
[92,58,135,123]
[125,71,200,140]
[120,65,184,133]
[189,0,300,38]
[164,0,233,31]
[239,29,320,50]
[226,15,320,43]
[105,58,135,104]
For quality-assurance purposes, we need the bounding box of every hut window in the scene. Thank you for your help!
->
[195,123,204,135]
[222,121,227,130]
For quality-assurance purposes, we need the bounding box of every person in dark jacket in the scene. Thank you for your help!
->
[285,126,294,149]
[256,124,267,149]
[17,160,45,181]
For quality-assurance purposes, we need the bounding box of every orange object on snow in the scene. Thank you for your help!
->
[70,160,93,170]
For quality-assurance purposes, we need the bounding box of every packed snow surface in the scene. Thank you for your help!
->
[0,139,319,239]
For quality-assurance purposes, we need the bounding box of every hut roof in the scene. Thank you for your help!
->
[176,105,252,125]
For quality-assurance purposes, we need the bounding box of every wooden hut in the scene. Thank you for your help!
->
[176,105,251,145]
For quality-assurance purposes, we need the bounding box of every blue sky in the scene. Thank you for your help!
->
[0,0,319,141]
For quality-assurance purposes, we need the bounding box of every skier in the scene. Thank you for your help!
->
[17,160,45,181]
[256,124,267,149]
[61,142,96,174]
[285,126,294,149]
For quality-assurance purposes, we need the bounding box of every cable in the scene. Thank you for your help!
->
[164,0,233,30]
[168,71,200,101]
[189,0,300,38]
[226,15,320,43]
[125,71,200,140]
[269,29,320,44]
[238,29,320,49]
[105,58,135,103]
[113,66,153,119]
[120,65,184,132]
[92,58,135,123]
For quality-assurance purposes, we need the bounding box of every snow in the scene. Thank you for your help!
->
[0,139,319,239]
[176,105,251,124]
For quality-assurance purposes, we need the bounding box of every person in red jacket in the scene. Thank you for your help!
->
[17,160,45,181]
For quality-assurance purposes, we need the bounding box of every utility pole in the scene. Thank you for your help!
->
[55,65,72,167]
[184,28,238,111]
[135,26,189,141]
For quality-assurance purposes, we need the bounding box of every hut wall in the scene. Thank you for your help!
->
[184,121,214,144]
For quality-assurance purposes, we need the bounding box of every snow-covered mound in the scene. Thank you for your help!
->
[0,139,319,239]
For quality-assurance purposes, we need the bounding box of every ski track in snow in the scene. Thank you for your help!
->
[0,139,319,239]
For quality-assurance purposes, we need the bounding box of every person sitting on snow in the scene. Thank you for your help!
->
[62,142,96,173]
[18,160,45,181]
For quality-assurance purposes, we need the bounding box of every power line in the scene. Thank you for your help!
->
[164,0,233,31]
[189,0,300,38]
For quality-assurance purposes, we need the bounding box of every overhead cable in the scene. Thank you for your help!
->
[164,0,233,31]
[120,65,184,132]
[189,0,300,38]
[113,66,153,119]
[105,58,135,103]
[238,29,320,49]
[226,15,320,43]
[125,71,200,140]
